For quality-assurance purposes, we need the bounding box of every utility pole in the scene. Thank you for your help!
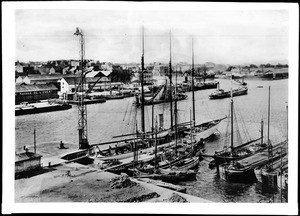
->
[74,27,89,149]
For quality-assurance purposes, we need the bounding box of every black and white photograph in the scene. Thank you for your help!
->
[2,1,298,215]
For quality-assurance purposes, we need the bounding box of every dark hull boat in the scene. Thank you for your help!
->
[212,137,267,167]
[255,153,288,185]
[171,156,200,171]
[194,81,219,91]
[219,141,287,183]
[209,86,248,99]
[15,102,72,116]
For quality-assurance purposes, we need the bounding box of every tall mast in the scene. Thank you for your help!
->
[261,117,264,145]
[267,86,273,169]
[151,85,154,139]
[174,57,178,155]
[286,102,288,142]
[191,37,196,127]
[230,75,234,154]
[230,95,234,154]
[267,86,270,145]
[154,117,158,170]
[140,27,145,139]
[169,30,173,131]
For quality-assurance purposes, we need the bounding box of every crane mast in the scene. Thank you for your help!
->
[74,27,89,149]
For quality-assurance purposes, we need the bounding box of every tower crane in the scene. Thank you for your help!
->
[74,27,89,149]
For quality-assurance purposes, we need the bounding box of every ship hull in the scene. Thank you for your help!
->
[209,88,248,99]
[219,164,257,183]
[15,103,72,116]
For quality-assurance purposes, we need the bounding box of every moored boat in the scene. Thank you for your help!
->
[219,141,287,183]
[210,94,267,168]
[15,101,72,116]
[194,81,219,91]
[132,167,197,183]
[209,86,248,99]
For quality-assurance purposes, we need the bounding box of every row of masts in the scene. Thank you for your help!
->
[139,28,196,153]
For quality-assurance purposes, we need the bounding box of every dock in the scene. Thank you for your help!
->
[15,161,211,203]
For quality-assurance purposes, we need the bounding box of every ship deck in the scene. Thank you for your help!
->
[233,141,287,170]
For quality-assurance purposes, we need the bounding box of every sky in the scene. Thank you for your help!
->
[14,3,289,65]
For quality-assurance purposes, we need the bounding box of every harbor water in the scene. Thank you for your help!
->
[15,77,288,203]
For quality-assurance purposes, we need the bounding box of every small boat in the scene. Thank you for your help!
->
[136,178,187,193]
[171,156,200,171]
[194,81,219,91]
[209,86,248,99]
[132,168,197,183]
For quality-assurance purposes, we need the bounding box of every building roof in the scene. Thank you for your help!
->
[27,75,63,81]
[85,71,100,78]
[15,152,42,163]
[15,83,59,93]
[62,77,82,85]
[100,70,112,76]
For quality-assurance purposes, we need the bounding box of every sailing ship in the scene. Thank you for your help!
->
[209,87,267,168]
[135,82,187,106]
[117,33,202,182]
[88,31,226,177]
[219,141,287,183]
[254,102,288,193]
[218,86,288,183]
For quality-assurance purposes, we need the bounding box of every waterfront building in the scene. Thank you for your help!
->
[262,67,289,79]
[16,74,63,85]
[15,83,60,104]
[59,76,87,94]
[85,70,112,78]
